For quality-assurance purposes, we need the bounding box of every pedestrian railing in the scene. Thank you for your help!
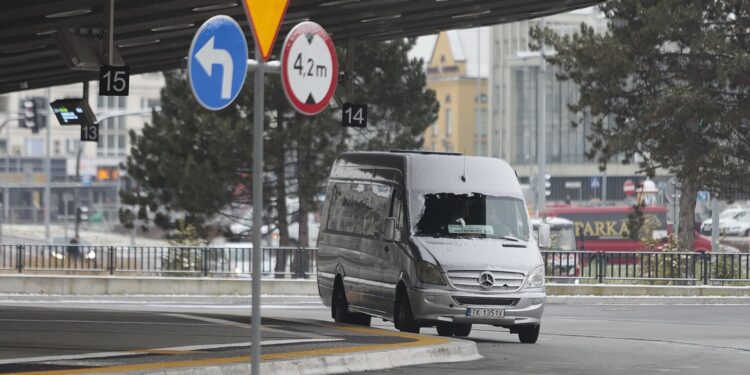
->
[1,245,748,285]
[542,250,750,285]
[0,244,316,279]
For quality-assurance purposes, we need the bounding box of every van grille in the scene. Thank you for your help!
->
[446,270,526,292]
[453,297,519,306]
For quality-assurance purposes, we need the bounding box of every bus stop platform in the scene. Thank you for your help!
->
[0,306,480,375]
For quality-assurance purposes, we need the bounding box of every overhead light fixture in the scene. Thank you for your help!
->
[46,8,92,18]
[192,2,238,12]
[452,10,491,19]
[361,14,402,23]
[118,39,160,48]
[151,23,195,32]
[320,0,359,6]
[36,29,57,36]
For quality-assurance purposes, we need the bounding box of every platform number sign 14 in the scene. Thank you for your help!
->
[342,103,367,128]
[99,65,130,96]
[80,123,99,142]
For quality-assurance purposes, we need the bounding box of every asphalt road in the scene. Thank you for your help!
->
[351,304,750,375]
[0,300,748,374]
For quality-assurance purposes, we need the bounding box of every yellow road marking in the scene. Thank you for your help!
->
[8,323,450,375]
[131,349,204,355]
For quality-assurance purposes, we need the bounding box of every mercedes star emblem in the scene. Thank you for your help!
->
[479,271,495,289]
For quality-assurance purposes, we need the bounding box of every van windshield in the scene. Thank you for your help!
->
[415,193,530,241]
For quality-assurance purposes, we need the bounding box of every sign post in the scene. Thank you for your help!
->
[242,2,288,374]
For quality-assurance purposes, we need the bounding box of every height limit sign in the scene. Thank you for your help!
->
[281,21,338,116]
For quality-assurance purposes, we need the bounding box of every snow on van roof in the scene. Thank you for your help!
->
[405,154,522,198]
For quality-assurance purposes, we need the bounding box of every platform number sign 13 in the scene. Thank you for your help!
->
[80,123,99,142]
[99,65,130,96]
[342,103,367,128]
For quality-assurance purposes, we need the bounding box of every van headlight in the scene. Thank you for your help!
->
[417,261,447,286]
[525,265,545,289]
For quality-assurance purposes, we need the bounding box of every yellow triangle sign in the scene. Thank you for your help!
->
[242,0,290,61]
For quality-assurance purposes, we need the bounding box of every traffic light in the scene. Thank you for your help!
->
[18,97,48,134]
[545,174,551,197]
[76,206,89,224]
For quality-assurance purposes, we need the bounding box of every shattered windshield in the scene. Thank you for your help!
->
[415,193,529,241]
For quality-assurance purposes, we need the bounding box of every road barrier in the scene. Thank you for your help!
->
[1,245,749,285]
[0,244,315,279]
[543,250,750,285]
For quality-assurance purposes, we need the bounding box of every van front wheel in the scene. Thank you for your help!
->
[394,291,420,333]
[517,324,540,344]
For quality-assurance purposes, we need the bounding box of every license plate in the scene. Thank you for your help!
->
[466,308,505,318]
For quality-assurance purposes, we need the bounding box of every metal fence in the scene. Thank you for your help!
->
[2,245,749,285]
[542,250,750,285]
[0,245,316,278]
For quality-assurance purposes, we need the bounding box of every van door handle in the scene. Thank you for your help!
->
[384,246,390,252]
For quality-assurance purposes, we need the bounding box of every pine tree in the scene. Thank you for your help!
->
[121,39,438,241]
[530,0,750,251]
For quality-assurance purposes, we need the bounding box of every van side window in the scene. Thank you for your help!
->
[326,182,392,237]
[390,190,405,241]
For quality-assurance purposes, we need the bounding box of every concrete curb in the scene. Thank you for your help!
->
[547,284,750,297]
[548,295,750,305]
[123,339,481,375]
[0,274,318,296]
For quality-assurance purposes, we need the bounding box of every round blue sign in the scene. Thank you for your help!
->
[188,15,248,111]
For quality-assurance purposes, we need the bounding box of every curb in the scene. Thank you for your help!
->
[122,338,480,375]
[548,295,750,305]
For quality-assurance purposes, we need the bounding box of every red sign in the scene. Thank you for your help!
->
[281,22,338,116]
[623,179,635,196]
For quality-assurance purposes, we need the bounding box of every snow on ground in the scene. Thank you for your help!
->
[1,224,171,246]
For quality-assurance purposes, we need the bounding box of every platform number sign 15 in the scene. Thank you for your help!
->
[99,65,130,96]
[342,103,367,128]
[80,123,99,142]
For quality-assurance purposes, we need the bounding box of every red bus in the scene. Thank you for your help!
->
[542,205,711,252]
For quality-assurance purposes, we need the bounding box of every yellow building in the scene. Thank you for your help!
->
[421,28,488,155]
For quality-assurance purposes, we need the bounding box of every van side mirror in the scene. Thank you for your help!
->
[538,223,551,249]
[384,217,397,241]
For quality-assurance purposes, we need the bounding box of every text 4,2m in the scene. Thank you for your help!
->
[294,54,327,77]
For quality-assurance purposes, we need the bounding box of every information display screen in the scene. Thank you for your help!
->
[49,99,96,126]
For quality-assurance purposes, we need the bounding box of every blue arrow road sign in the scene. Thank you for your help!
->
[188,15,248,111]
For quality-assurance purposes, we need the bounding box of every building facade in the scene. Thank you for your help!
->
[487,9,658,205]
[0,73,163,225]
[420,28,489,156]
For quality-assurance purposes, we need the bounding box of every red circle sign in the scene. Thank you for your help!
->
[281,22,339,116]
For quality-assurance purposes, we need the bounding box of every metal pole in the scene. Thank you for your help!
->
[535,18,547,212]
[251,46,264,375]
[4,118,10,224]
[711,194,719,252]
[602,169,607,202]
[44,87,51,243]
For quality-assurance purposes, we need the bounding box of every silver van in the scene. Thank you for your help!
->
[317,151,549,343]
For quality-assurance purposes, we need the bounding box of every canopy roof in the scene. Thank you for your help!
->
[0,0,602,94]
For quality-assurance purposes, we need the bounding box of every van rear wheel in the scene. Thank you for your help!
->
[332,281,371,326]
[517,324,540,344]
